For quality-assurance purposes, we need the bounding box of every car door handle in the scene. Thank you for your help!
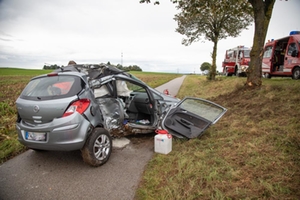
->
[179,118,194,126]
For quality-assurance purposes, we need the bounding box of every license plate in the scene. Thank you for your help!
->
[25,132,47,141]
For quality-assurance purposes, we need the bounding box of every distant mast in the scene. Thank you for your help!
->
[121,52,123,67]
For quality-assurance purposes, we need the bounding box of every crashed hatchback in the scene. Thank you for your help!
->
[16,64,227,166]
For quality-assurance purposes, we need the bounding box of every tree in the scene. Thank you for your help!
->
[43,64,59,69]
[109,63,143,71]
[246,0,275,87]
[200,62,211,72]
[173,0,253,80]
[141,0,277,86]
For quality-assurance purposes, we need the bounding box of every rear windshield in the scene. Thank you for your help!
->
[20,75,84,100]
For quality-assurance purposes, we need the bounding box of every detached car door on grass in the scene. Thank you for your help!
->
[162,97,227,139]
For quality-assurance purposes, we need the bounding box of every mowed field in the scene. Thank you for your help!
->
[1,68,300,199]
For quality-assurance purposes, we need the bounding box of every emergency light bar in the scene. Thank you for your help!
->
[290,31,300,35]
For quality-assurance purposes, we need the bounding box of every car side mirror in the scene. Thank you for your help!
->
[291,50,298,57]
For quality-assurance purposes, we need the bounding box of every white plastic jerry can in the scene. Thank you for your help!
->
[154,129,172,154]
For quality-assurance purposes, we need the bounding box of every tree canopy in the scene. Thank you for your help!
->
[174,0,253,45]
[200,62,211,72]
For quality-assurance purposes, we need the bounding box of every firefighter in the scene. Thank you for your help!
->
[273,51,280,71]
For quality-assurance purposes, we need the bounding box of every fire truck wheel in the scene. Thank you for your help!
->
[235,67,241,77]
[265,73,271,79]
[225,70,232,77]
[292,67,300,80]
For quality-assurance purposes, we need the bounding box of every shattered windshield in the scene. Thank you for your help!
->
[127,74,146,84]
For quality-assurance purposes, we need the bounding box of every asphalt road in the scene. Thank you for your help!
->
[0,136,154,200]
[0,75,186,200]
[155,75,186,97]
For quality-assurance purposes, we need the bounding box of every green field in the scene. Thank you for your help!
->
[0,68,299,199]
[0,67,53,76]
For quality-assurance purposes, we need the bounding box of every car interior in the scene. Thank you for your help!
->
[94,79,155,127]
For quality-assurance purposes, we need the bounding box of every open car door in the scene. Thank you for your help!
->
[161,97,227,139]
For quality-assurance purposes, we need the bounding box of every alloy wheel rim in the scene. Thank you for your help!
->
[93,134,110,160]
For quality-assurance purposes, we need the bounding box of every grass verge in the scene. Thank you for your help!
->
[135,76,300,199]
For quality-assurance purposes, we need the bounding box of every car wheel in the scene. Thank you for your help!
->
[292,67,300,80]
[81,128,112,167]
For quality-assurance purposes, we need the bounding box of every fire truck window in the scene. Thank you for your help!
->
[233,51,237,58]
[239,51,243,58]
[244,50,251,57]
[287,43,297,56]
[263,46,273,58]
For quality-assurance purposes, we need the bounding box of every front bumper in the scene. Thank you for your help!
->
[240,65,249,73]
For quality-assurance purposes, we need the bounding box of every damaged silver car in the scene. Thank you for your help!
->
[15,64,227,167]
[88,64,227,139]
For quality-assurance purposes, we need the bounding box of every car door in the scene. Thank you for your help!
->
[161,97,227,139]
[284,37,299,75]
[262,44,274,74]
[91,74,159,135]
[91,75,125,131]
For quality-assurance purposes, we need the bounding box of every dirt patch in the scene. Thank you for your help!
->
[126,133,155,148]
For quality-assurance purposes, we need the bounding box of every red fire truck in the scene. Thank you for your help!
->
[222,46,251,77]
[262,31,300,79]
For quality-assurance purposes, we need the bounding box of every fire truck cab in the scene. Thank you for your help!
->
[222,46,251,77]
[262,31,300,79]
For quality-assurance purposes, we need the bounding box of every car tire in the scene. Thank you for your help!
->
[292,67,300,80]
[81,128,112,167]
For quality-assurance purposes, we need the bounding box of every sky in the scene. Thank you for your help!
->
[0,0,299,74]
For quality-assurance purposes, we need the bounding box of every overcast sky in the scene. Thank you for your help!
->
[0,0,299,73]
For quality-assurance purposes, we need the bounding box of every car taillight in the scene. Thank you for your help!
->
[63,99,90,117]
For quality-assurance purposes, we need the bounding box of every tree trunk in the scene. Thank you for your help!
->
[210,40,218,80]
[246,0,275,87]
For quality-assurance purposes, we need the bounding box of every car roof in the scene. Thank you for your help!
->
[52,64,132,79]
